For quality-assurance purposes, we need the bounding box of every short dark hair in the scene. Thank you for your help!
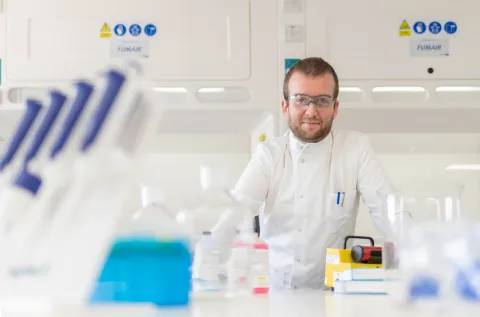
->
[283,57,339,100]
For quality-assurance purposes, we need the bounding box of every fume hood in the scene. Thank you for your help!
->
[1,0,279,158]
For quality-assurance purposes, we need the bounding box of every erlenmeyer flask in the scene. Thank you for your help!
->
[382,181,464,303]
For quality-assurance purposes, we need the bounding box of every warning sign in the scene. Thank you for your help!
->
[100,23,112,38]
[399,20,411,37]
[259,133,267,142]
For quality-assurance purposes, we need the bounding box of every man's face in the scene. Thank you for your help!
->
[282,72,339,143]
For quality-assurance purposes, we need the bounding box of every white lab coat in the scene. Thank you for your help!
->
[211,129,394,291]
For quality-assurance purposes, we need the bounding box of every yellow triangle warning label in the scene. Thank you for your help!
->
[100,23,111,32]
[400,20,410,30]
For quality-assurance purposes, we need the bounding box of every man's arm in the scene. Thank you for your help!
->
[210,143,271,247]
[356,134,395,237]
[232,143,272,213]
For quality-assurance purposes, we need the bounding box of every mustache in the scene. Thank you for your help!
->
[302,117,323,123]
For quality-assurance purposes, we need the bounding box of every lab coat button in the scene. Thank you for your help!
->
[300,195,303,199]
[301,159,305,163]
[296,258,300,262]
[298,228,302,232]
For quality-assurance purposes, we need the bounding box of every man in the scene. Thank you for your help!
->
[212,57,394,291]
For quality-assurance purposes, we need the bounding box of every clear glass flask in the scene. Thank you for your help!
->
[382,181,464,306]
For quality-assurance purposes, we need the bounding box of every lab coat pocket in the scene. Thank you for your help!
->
[327,191,356,232]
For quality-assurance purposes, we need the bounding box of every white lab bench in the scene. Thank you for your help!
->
[75,290,479,317]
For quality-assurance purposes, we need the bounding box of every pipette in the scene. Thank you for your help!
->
[0,100,44,190]
[0,91,68,236]
[2,81,97,261]
[0,63,162,310]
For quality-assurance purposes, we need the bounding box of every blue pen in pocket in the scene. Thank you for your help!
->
[336,192,345,206]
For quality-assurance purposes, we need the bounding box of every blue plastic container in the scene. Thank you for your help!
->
[89,236,192,307]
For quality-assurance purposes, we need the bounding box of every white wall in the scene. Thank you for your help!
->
[356,152,480,242]
[132,152,251,212]
[121,135,480,242]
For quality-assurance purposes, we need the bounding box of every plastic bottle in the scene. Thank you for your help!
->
[191,165,256,298]
[191,165,236,296]
[192,232,226,293]
[251,240,269,295]
[227,214,255,296]
[191,207,232,295]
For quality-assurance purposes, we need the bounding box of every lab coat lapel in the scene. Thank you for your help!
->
[330,130,358,193]
[328,130,360,248]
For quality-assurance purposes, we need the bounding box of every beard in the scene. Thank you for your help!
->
[288,112,334,143]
